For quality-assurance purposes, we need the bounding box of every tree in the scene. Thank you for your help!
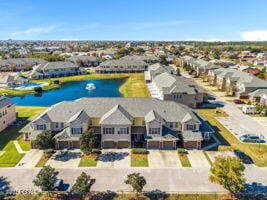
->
[79,129,97,155]
[209,156,245,194]
[125,173,146,194]
[72,172,93,194]
[34,86,43,93]
[33,131,56,150]
[33,165,57,191]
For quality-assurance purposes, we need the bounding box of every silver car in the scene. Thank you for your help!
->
[240,134,261,143]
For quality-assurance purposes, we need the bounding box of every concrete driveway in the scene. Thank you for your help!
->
[96,149,130,169]
[46,149,81,168]
[148,150,181,168]
[206,151,236,163]
[187,150,210,168]
[15,149,43,169]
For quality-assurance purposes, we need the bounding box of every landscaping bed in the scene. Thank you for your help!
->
[131,149,149,167]
[78,154,98,167]
[35,156,49,167]
[178,148,191,167]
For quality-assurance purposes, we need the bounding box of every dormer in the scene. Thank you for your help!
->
[145,110,165,136]
[99,104,133,126]
[68,110,90,135]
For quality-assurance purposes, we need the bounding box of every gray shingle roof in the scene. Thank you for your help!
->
[0,97,14,108]
[145,110,165,123]
[182,131,203,141]
[100,104,133,125]
[30,98,201,124]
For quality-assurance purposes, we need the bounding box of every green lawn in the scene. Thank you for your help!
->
[195,108,267,167]
[178,153,191,167]
[131,153,149,167]
[18,137,31,151]
[0,142,25,167]
[119,73,149,97]
[78,155,98,167]
[0,106,46,167]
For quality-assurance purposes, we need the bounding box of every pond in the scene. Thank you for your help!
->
[10,79,124,106]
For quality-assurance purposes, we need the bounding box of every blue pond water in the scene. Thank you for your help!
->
[10,79,124,106]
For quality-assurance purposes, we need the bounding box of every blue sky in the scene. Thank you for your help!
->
[0,0,267,41]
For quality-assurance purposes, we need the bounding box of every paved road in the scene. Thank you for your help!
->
[0,168,225,193]
[179,69,267,142]
[0,166,267,193]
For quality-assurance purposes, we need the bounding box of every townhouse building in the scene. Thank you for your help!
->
[29,61,85,79]
[95,59,148,73]
[68,55,100,67]
[145,63,203,108]
[20,98,213,150]
[0,58,46,72]
[0,97,16,132]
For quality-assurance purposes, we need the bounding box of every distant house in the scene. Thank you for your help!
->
[120,55,160,64]
[29,61,85,79]
[0,74,28,88]
[95,59,148,73]
[146,63,203,108]
[208,67,267,98]
[242,68,260,76]
[0,97,16,132]
[249,89,267,105]
[0,58,47,72]
[68,55,100,67]
[20,98,214,150]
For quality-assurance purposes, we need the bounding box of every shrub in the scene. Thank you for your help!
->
[91,149,101,155]
[43,149,55,159]
[53,80,60,84]
[34,86,43,93]
[131,148,149,154]
[177,148,187,155]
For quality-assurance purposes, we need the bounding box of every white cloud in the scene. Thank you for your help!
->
[241,30,267,41]
[11,26,56,37]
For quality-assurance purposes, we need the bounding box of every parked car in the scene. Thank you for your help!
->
[240,134,261,143]
[52,179,63,191]
[234,99,244,104]
[233,149,253,164]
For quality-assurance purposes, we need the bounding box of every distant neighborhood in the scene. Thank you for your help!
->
[0,40,267,198]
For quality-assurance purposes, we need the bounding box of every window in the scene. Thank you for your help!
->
[149,128,160,134]
[118,127,129,134]
[186,124,196,130]
[72,127,83,134]
[89,120,93,126]
[174,122,178,128]
[173,94,182,100]
[36,124,46,130]
[55,123,59,129]
[61,123,64,128]
[170,123,173,128]
[103,127,114,134]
